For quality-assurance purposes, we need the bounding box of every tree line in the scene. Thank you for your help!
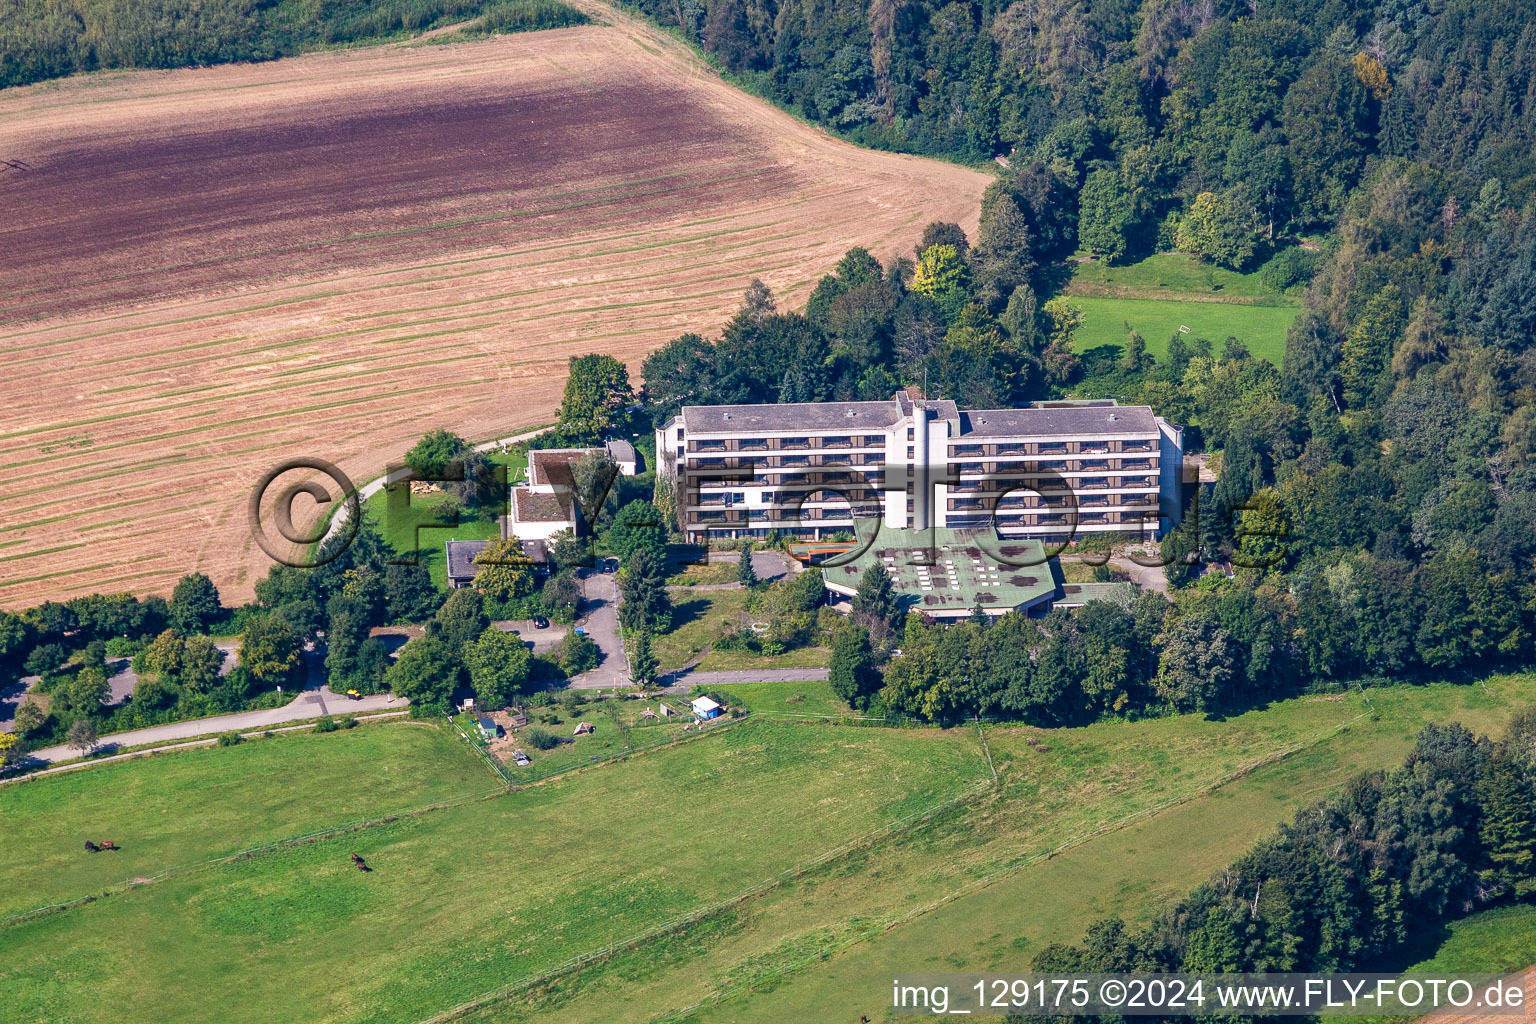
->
[0,0,588,88]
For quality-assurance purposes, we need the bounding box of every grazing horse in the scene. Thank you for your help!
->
[350,853,370,872]
[84,840,99,853]
[98,840,117,850]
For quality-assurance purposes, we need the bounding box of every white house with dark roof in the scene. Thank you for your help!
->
[505,444,640,546]
[655,391,1183,545]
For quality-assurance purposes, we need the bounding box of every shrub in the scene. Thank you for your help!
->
[338,716,358,729]
[216,732,243,747]
[1260,247,1322,292]
[471,0,589,34]
[523,725,559,750]
[314,718,340,733]
[104,636,146,659]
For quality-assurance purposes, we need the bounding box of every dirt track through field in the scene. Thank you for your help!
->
[0,15,988,607]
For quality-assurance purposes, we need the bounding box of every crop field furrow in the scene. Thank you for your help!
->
[0,23,986,607]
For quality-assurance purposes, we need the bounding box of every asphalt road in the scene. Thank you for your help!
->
[21,687,405,765]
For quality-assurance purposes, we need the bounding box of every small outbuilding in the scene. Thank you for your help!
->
[691,696,722,720]
[476,716,498,740]
[573,721,595,736]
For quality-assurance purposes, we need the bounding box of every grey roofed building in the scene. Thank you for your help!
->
[681,399,903,434]
[603,439,639,473]
[518,538,549,567]
[657,392,1183,547]
[445,539,491,588]
[957,403,1159,437]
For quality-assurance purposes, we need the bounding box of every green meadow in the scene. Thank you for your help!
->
[1060,252,1301,365]
[2,675,1530,1024]
[0,722,496,921]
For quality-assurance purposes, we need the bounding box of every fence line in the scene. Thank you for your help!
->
[415,777,995,1024]
[444,713,515,787]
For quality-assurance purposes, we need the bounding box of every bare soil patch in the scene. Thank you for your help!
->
[0,17,988,607]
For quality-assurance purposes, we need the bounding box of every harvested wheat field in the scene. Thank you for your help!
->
[0,9,988,607]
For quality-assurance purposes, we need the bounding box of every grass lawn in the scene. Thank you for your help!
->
[0,720,988,1024]
[665,561,737,586]
[1064,253,1294,305]
[0,722,497,921]
[695,645,831,671]
[653,588,752,669]
[1069,295,1297,365]
[363,486,502,590]
[655,588,832,672]
[665,675,1536,1024]
[711,679,852,717]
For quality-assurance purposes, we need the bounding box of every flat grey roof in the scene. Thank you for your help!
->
[959,404,1158,437]
[604,439,637,464]
[682,399,901,434]
[445,540,491,581]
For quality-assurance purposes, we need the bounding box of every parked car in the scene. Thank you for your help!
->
[601,560,615,574]
[532,616,549,629]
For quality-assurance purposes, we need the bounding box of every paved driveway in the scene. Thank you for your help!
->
[493,619,567,656]
[568,570,628,689]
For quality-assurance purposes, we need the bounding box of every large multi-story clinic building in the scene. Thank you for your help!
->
[655,391,1185,545]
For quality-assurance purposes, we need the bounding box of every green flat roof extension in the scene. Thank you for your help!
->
[823,524,1057,616]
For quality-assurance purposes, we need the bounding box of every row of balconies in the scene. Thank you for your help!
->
[952,458,1156,475]
[693,491,882,507]
[948,441,1155,458]
[689,435,887,454]
[687,455,885,470]
[690,509,863,524]
[948,496,1160,512]
[950,479,1158,495]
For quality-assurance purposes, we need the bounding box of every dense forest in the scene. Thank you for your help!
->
[632,0,1536,247]
[0,0,586,87]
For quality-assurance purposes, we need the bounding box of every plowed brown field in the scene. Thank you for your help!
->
[0,12,988,607]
